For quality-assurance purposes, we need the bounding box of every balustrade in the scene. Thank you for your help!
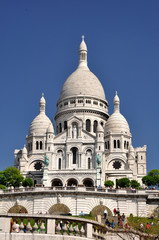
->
[8,214,107,239]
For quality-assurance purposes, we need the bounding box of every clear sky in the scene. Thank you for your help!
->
[0,0,159,172]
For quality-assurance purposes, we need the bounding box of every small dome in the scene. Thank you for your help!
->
[96,124,104,132]
[29,95,54,135]
[47,123,54,133]
[29,113,52,135]
[105,93,130,135]
[105,112,130,134]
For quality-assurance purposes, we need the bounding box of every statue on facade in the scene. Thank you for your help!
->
[44,155,49,167]
[72,125,77,138]
[97,154,101,167]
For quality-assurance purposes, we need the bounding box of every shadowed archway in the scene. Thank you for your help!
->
[67,178,78,186]
[52,178,63,186]
[83,178,94,187]
[49,204,70,215]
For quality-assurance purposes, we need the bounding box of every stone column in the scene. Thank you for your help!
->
[121,135,124,152]
[68,126,71,138]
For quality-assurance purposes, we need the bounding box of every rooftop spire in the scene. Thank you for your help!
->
[39,93,46,114]
[114,91,120,113]
[78,35,88,68]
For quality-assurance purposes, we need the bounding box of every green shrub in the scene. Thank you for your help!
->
[104,180,114,188]
[117,178,130,188]
[0,184,6,189]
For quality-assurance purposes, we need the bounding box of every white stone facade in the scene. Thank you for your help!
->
[14,37,147,188]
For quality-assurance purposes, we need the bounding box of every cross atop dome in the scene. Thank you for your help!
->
[82,35,85,41]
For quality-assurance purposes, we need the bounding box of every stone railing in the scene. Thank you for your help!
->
[0,214,158,240]
[0,213,107,239]
[0,186,149,195]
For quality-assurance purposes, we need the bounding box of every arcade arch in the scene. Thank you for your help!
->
[52,178,63,186]
[83,178,94,187]
[67,178,78,186]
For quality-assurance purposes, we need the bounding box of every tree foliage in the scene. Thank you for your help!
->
[117,178,130,188]
[148,169,159,177]
[0,167,24,188]
[142,175,156,186]
[104,180,114,188]
[130,180,140,189]
[22,177,34,187]
[142,169,159,187]
[0,184,6,189]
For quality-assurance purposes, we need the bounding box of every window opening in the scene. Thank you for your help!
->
[86,119,91,132]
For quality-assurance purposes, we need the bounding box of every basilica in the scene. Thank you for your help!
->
[14,37,147,188]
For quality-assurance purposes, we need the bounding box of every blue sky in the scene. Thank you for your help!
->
[0,0,159,172]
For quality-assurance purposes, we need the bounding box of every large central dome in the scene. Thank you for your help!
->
[59,36,106,102]
[59,67,106,101]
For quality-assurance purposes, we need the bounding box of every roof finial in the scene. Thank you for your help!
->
[114,91,120,113]
[40,93,46,114]
[78,35,88,68]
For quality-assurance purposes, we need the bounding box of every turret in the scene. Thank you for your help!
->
[39,93,46,114]
[78,35,88,68]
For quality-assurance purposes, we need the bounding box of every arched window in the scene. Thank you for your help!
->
[105,142,107,149]
[86,119,91,132]
[108,141,110,149]
[101,122,104,126]
[114,140,116,148]
[40,141,42,150]
[117,140,120,148]
[93,120,98,133]
[127,142,129,149]
[71,147,78,164]
[58,158,61,170]
[64,121,67,130]
[88,158,91,169]
[36,141,39,150]
[124,141,126,149]
[59,123,62,133]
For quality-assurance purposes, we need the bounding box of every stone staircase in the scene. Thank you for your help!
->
[97,215,119,226]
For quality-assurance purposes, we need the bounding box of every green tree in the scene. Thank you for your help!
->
[0,171,7,186]
[22,178,34,187]
[3,167,24,188]
[148,169,159,177]
[130,180,140,189]
[154,175,159,186]
[104,180,114,188]
[142,175,156,186]
[117,178,130,188]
